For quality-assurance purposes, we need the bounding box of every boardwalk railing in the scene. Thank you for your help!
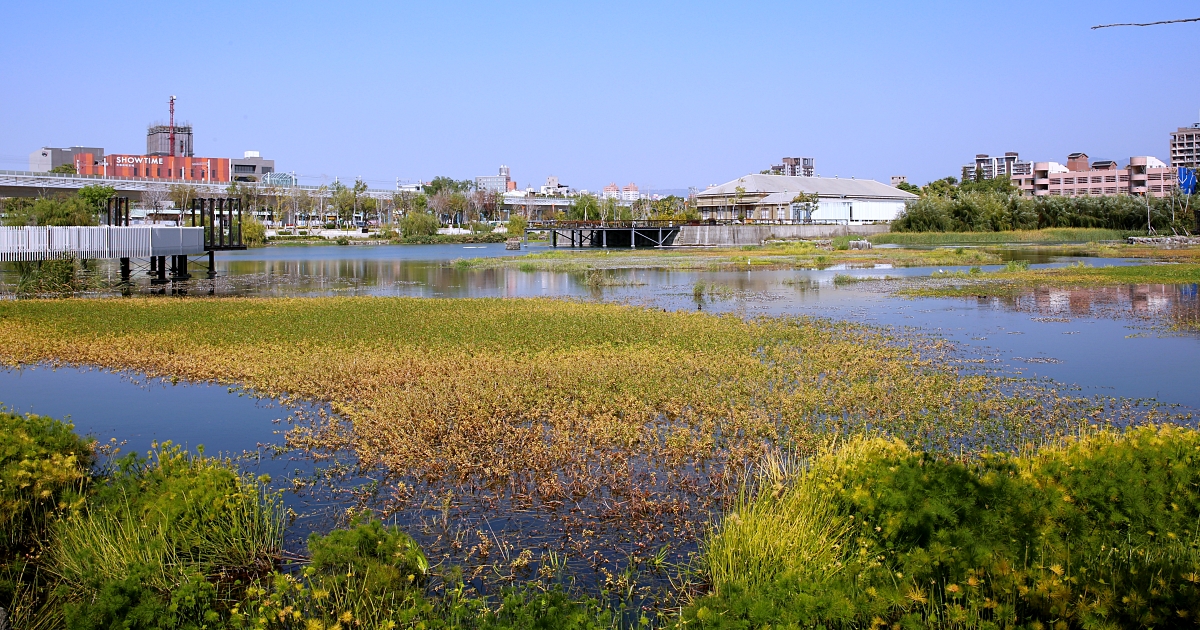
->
[0,226,205,262]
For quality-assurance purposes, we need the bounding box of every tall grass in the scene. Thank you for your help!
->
[870,227,1137,245]
[52,443,284,619]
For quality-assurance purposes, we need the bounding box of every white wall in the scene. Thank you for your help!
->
[812,199,904,223]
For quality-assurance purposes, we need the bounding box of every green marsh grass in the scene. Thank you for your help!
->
[870,227,1138,245]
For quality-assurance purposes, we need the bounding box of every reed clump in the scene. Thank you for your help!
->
[684,425,1200,628]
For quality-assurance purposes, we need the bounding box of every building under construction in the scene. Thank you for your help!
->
[147,124,193,157]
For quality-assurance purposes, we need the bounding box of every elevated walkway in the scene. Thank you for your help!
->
[0,226,205,262]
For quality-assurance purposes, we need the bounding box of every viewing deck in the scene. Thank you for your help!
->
[0,226,206,262]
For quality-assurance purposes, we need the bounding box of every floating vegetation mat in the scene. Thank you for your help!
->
[0,297,1180,599]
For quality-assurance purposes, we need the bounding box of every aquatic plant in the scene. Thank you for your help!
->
[0,297,1167,598]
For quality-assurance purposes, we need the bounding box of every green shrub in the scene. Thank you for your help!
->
[506,217,528,238]
[242,216,267,247]
[684,426,1200,628]
[831,235,851,251]
[401,211,442,239]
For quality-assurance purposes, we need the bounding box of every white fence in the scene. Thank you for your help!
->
[0,226,206,262]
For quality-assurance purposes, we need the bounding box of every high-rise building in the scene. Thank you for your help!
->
[146,124,193,157]
[602,183,620,199]
[962,152,1032,182]
[620,183,640,201]
[769,157,814,177]
[476,165,514,193]
[1171,122,1200,170]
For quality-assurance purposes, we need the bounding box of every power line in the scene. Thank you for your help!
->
[1092,17,1200,29]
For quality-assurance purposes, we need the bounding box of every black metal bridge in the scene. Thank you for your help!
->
[527,220,683,248]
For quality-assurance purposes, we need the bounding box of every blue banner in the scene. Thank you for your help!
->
[1181,167,1198,195]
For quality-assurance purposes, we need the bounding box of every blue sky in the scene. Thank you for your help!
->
[2,1,1198,191]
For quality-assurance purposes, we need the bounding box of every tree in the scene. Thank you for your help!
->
[141,186,169,223]
[423,176,473,197]
[4,196,96,227]
[568,194,600,221]
[77,184,116,216]
[169,184,197,221]
[49,164,77,174]
[896,181,921,195]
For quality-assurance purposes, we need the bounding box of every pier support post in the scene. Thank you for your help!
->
[119,258,130,284]
[148,255,157,277]
[602,229,607,248]
[207,250,216,279]
[152,256,168,285]
[631,228,636,248]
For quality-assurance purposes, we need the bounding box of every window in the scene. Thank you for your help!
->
[233,164,256,173]
[156,167,162,177]
[1050,178,1061,184]
[1063,177,1074,184]
[1105,176,1116,183]
[133,167,139,177]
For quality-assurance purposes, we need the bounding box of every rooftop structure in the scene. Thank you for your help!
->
[891,175,908,186]
[695,174,917,223]
[963,152,1032,182]
[1011,153,1176,198]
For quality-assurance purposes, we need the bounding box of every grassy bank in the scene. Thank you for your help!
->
[901,262,1200,298]
[682,425,1200,628]
[458,241,1001,272]
[870,227,1138,245]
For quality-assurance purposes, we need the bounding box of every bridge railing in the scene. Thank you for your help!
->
[0,226,204,261]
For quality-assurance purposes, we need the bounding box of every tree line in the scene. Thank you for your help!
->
[893,176,1197,234]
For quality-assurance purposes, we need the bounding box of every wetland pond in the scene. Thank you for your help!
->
[2,242,1198,598]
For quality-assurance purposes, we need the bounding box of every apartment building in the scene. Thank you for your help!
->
[769,157,815,177]
[1171,123,1200,170]
[1011,153,1176,198]
[620,183,640,201]
[963,152,1032,182]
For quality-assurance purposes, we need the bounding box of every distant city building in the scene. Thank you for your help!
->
[230,151,275,182]
[1011,153,1176,198]
[695,174,916,223]
[75,152,230,182]
[146,124,193,157]
[890,175,908,186]
[29,146,104,172]
[476,165,516,193]
[602,183,620,199]
[539,175,574,196]
[620,183,639,201]
[962,152,1032,182]
[1171,122,1200,170]
[769,157,814,177]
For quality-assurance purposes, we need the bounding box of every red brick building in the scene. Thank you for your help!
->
[74,153,231,182]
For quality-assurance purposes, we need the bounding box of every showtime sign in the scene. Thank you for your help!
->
[74,153,231,183]
[113,156,165,166]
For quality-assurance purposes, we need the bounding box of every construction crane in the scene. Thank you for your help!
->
[168,96,177,157]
